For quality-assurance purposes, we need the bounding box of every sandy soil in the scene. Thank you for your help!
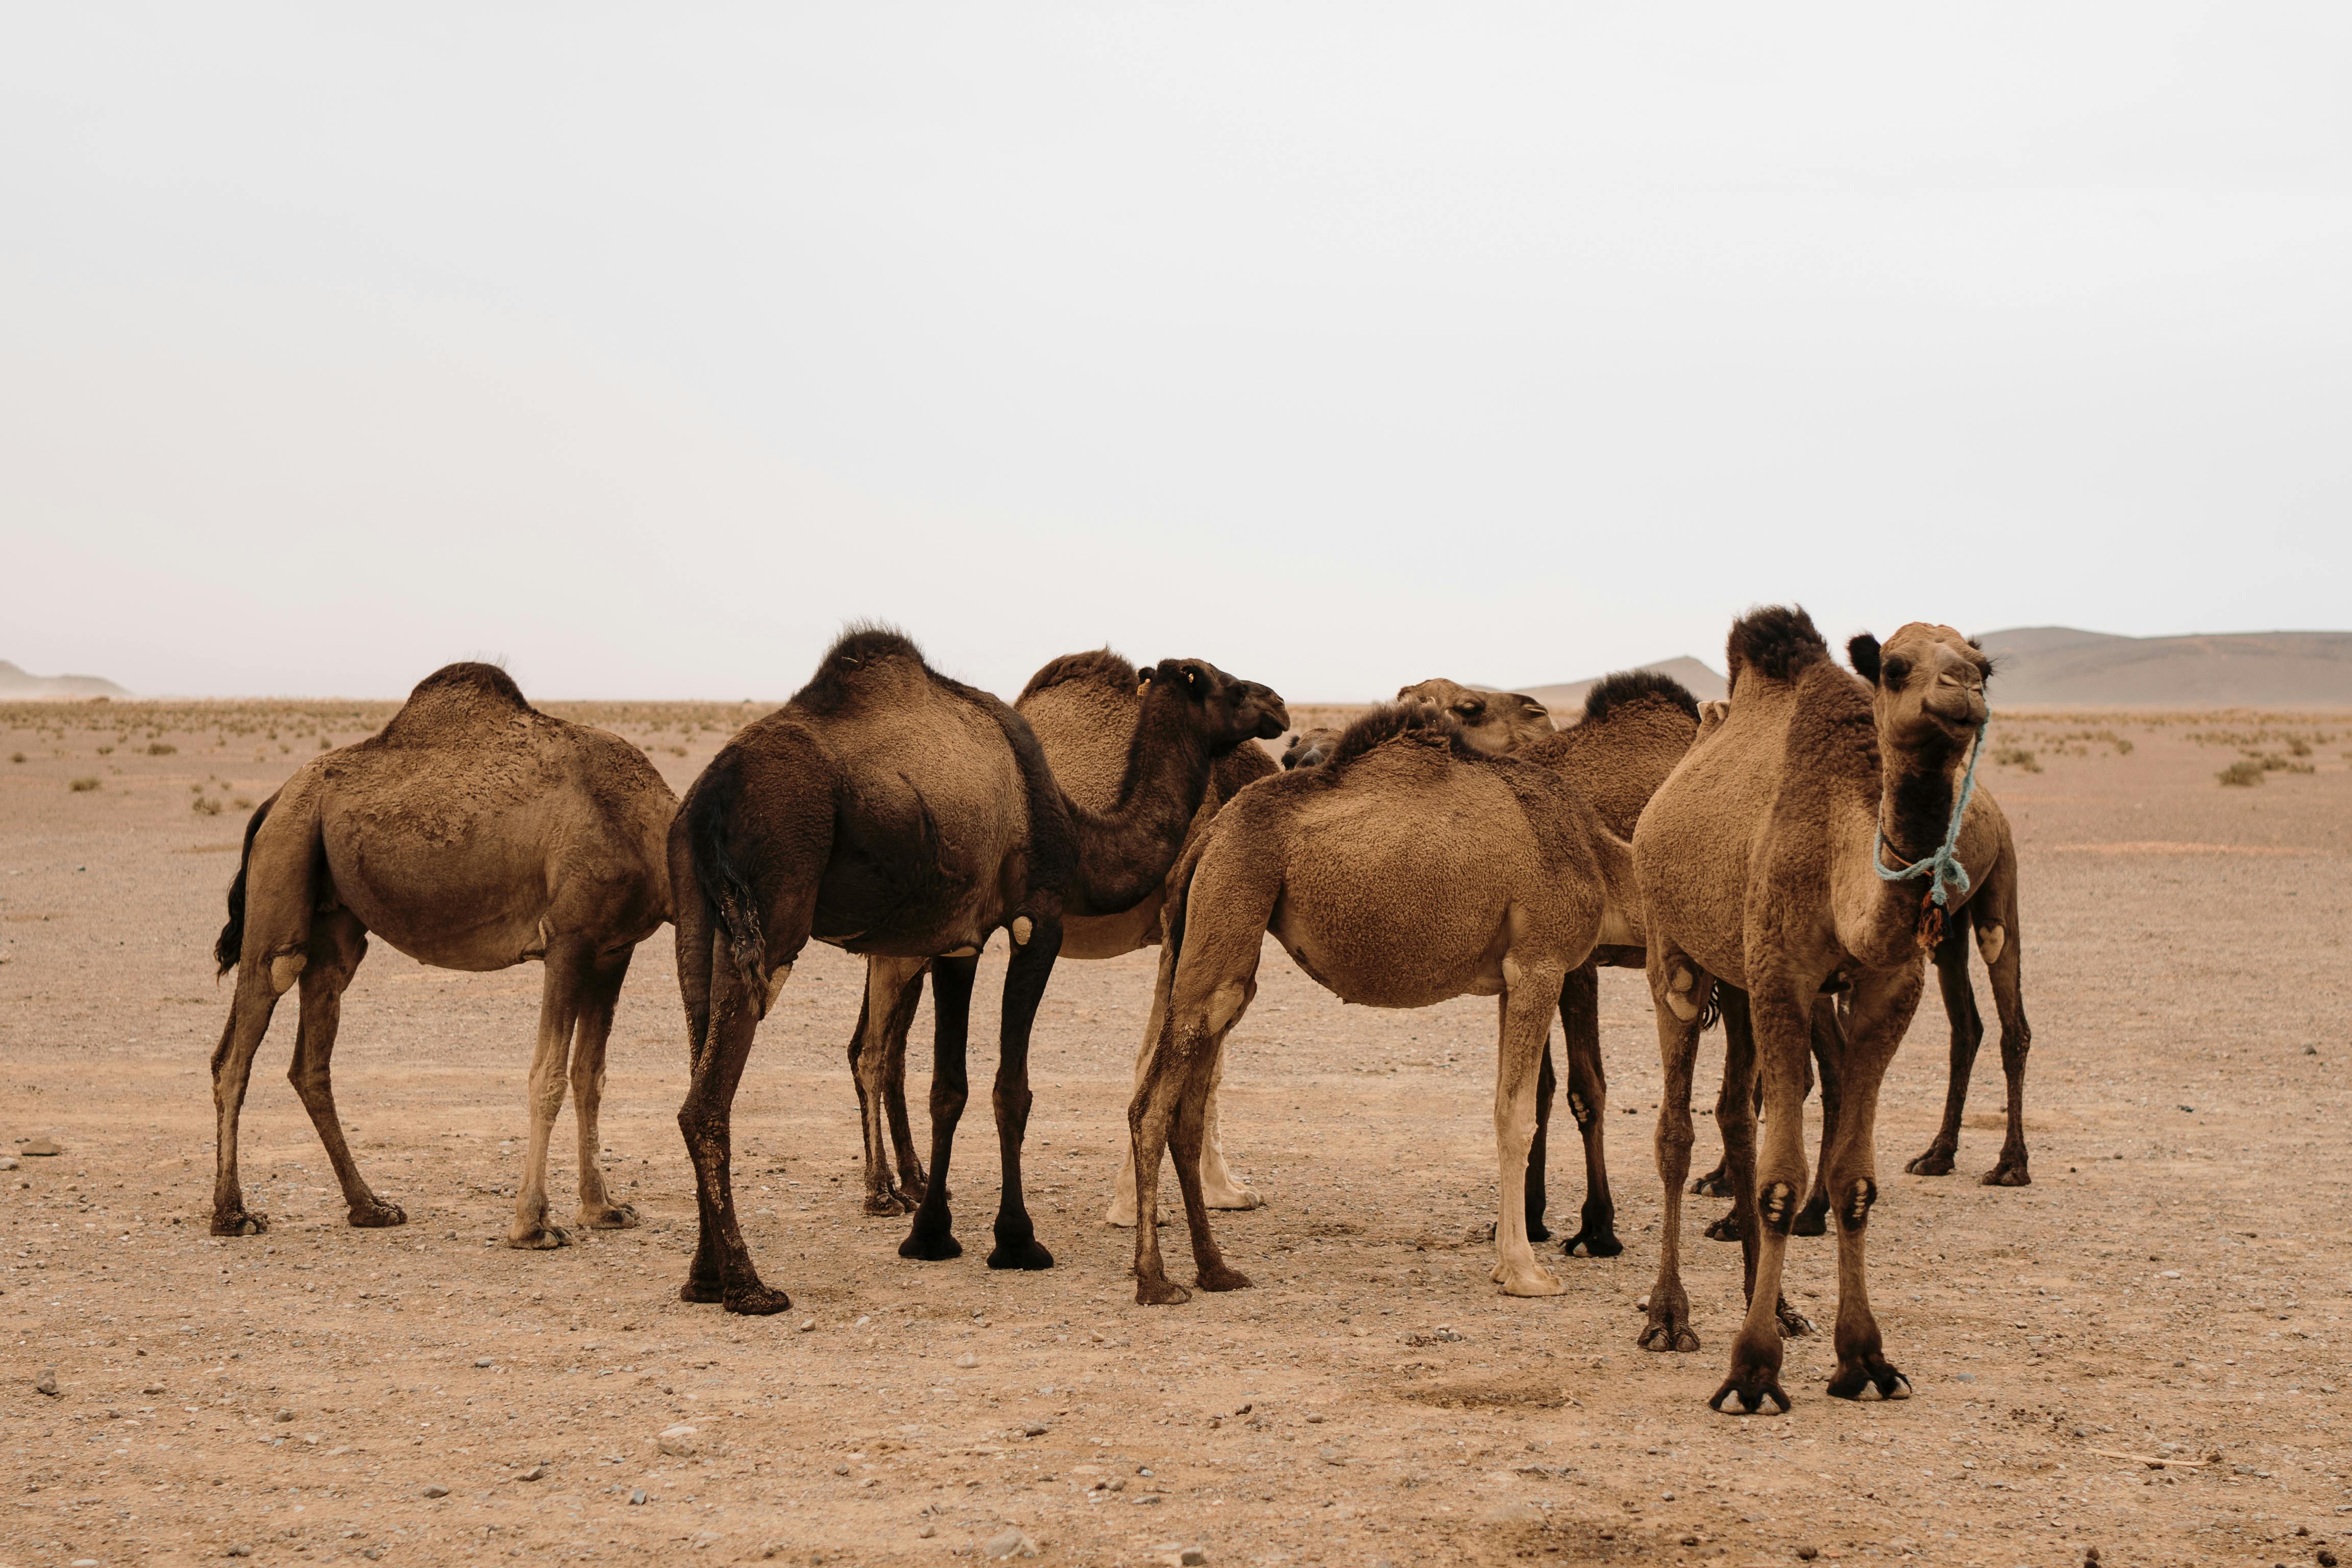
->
[4,700,2350,1568]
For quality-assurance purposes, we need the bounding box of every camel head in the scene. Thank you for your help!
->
[1393,678,1553,755]
[1847,623,1990,755]
[1141,658,1290,751]
[1280,727,1343,770]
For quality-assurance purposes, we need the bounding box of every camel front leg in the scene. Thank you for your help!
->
[570,948,639,1231]
[1981,912,2033,1188]
[986,917,1063,1271]
[1490,971,1566,1297]
[1793,997,1846,1235]
[1556,963,1622,1257]
[901,954,978,1261]
[284,910,403,1229]
[1170,1019,1253,1293]
[1639,949,1707,1352]
[509,942,587,1250]
[1822,967,1916,1401]
[1709,983,1812,1415]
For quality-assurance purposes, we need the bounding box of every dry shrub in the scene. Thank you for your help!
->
[192,796,223,816]
[68,776,101,793]
[146,741,176,755]
[2217,760,2266,787]
[1994,745,2042,772]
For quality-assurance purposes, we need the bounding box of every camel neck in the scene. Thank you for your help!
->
[1065,690,1217,915]
[1849,726,1968,962]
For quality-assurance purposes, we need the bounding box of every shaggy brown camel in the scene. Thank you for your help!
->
[672,629,1284,1314]
[208,663,675,1248]
[837,648,1277,1221]
[1279,671,1701,1257]
[1633,606,1994,1413]
[1125,702,1646,1306]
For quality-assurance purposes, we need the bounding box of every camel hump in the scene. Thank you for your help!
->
[1017,647,1138,703]
[1725,605,1830,693]
[790,625,937,716]
[1320,702,1477,771]
[380,662,539,744]
[1579,668,1700,725]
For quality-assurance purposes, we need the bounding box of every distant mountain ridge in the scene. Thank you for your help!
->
[0,660,131,699]
[1501,628,2352,716]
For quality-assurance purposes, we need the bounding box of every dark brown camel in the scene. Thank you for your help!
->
[839,648,1278,1221]
[670,629,1284,1314]
[208,663,675,1247]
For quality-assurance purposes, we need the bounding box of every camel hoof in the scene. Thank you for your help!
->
[1494,1265,1566,1298]
[1135,1277,1192,1307]
[1709,1374,1793,1415]
[723,1283,794,1317]
[348,1199,407,1229]
[899,1228,963,1262]
[211,1209,270,1237]
[580,1203,640,1231]
[1561,1228,1623,1259]
[864,1191,917,1217]
[1904,1147,1956,1177]
[1980,1160,2031,1188]
[679,1274,724,1305]
[1703,1211,1743,1243]
[1827,1358,1912,1401]
[1690,1170,1736,1198]
[1204,1186,1264,1212]
[1776,1300,1816,1338]
[1790,1199,1829,1237]
[505,1225,572,1251]
[987,1237,1056,1271]
[1195,1263,1253,1292]
[1639,1294,1700,1353]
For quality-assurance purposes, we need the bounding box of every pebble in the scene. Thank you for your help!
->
[226,1547,253,1559]
[629,1489,648,1506]
[420,1485,448,1499]
[22,1136,61,1156]
[955,1352,979,1368]
[658,1425,699,1457]
[0,1156,17,1171]
[799,1319,817,1333]
[1021,1420,1048,1437]
[917,1524,936,1538]
[983,1526,1039,1559]
[518,1463,547,1482]
[273,1408,294,1422]
[474,1357,494,1368]
[34,1367,58,1396]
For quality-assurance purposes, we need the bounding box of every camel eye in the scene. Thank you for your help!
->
[1881,655,1912,687]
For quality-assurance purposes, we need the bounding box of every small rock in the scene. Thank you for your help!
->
[1954,1373,1975,1383]
[1180,1551,1209,1567]
[1021,1420,1048,1437]
[917,1524,937,1538]
[518,1463,547,1482]
[629,1488,648,1505]
[1797,1549,1820,1562]
[955,1352,979,1368]
[983,1527,1039,1559]
[0,1156,17,1171]
[22,1136,61,1156]
[798,1319,817,1333]
[33,1367,58,1396]
[421,1484,449,1499]
[658,1424,699,1457]
[475,1357,494,1367]
[226,1548,253,1560]
[1318,1444,1342,1464]
[273,1408,295,1422]
[2317,1553,2338,1568]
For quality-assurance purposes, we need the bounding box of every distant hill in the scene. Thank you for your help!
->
[1510,656,1729,721]
[0,660,131,700]
[1976,627,2352,706]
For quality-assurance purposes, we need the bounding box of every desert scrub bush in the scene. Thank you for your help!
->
[1994,745,2041,772]
[9,752,23,764]
[68,776,101,792]
[232,796,254,810]
[2289,737,2313,756]
[192,795,223,815]
[2217,760,2266,787]
[146,741,176,755]
[95,744,114,756]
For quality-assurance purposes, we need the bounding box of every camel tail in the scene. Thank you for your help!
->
[684,761,770,1004]
[213,795,276,976]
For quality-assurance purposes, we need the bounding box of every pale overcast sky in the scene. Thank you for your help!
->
[4,6,2346,699]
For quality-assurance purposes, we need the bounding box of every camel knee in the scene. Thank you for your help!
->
[1566,1088,1601,1128]
[1839,1177,1878,1232]
[1758,1180,1800,1234]
[1975,922,2005,967]
[1201,979,1253,1037]
[268,953,307,995]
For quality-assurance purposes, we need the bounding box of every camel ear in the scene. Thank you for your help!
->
[1181,663,1205,696]
[1847,634,1881,684]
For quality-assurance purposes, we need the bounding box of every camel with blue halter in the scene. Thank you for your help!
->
[1632,607,1995,1414]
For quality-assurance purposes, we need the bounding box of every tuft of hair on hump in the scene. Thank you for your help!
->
[792,622,930,713]
[1017,647,1138,704]
[1579,668,1700,725]
[1322,702,1476,770]
[407,660,530,709]
[1725,605,1829,692]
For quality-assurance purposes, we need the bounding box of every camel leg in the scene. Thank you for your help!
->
[211,970,290,1236]
[880,966,932,1205]
[1169,1027,1252,1293]
[1822,967,1916,1401]
[1638,949,1706,1353]
[282,909,403,1229]
[1714,989,1812,1337]
[1793,998,1845,1235]
[1978,870,2032,1186]
[570,947,639,1231]
[852,958,929,1215]
[986,917,1064,1271]
[508,941,590,1250]
[1490,969,1567,1297]
[676,953,791,1315]
[1556,963,1621,1257]
[1904,928,1979,1177]
[1708,984,1812,1415]
[901,953,978,1261]
[1524,1036,1556,1245]
[1196,1044,1262,1211]
[1130,998,1201,1304]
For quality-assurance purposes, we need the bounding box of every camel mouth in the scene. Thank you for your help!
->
[1254,697,1291,740]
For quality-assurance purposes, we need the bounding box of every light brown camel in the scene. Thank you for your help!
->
[1393,678,1555,753]
[1125,702,1646,1305]
[837,648,1276,1221]
[1280,727,1343,771]
[1633,606,1994,1413]
[1280,669,1702,1258]
[671,629,1284,1313]
[208,663,676,1248]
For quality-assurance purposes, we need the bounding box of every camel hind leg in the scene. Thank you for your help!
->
[1977,862,2032,1187]
[850,958,930,1215]
[1639,948,1707,1353]
[1490,963,1567,1296]
[1111,967,1261,1228]
[1905,925,1981,1177]
[283,908,404,1229]
[570,947,639,1231]
[985,913,1065,1271]
[211,970,290,1236]
[508,940,590,1250]
[1556,962,1622,1257]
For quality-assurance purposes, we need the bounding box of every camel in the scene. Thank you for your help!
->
[836,648,1276,1222]
[208,663,676,1248]
[1282,669,1701,1258]
[671,628,1284,1314]
[1632,606,1994,1413]
[1125,700,1652,1306]
[1280,727,1343,770]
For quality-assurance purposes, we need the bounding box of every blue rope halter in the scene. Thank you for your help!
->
[1873,718,1988,919]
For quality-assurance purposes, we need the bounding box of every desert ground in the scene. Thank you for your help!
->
[4,698,2350,1568]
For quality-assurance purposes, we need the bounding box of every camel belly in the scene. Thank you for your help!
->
[323,835,553,971]
[1268,902,1508,1009]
